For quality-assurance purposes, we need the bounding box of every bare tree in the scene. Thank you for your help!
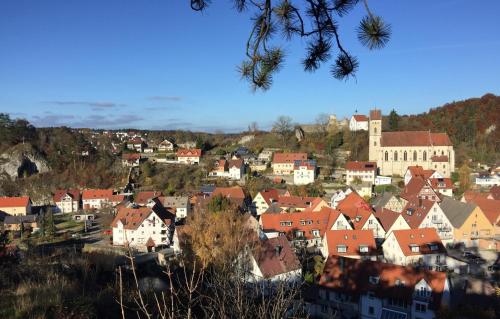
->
[315,113,330,137]
[248,121,259,132]
[272,115,294,144]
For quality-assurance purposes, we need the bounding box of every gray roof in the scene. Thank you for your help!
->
[4,215,37,224]
[162,196,189,208]
[372,192,394,209]
[439,197,477,228]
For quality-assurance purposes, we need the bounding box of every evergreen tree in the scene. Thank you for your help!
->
[388,109,400,131]
[46,208,56,237]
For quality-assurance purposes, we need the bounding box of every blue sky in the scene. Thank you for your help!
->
[1,0,499,132]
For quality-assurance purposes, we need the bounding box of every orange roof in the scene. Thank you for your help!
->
[319,256,447,307]
[257,189,282,206]
[111,204,174,230]
[369,109,382,120]
[276,196,324,211]
[272,152,307,164]
[352,114,368,122]
[462,190,489,202]
[228,158,243,169]
[122,153,141,161]
[324,229,377,258]
[374,207,403,231]
[0,196,30,208]
[293,160,316,170]
[135,191,162,205]
[392,228,446,256]
[428,178,453,190]
[345,161,377,171]
[127,138,143,144]
[176,149,202,157]
[407,166,435,180]
[400,198,435,229]
[381,131,452,147]
[336,192,373,229]
[465,197,500,226]
[53,189,80,203]
[490,185,500,200]
[212,186,245,200]
[82,189,114,200]
[260,206,341,240]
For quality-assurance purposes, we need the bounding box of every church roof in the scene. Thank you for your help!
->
[381,131,452,147]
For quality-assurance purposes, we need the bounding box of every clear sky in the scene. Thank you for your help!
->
[1,0,499,132]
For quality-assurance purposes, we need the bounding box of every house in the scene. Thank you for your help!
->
[372,192,408,213]
[176,149,202,165]
[375,175,392,185]
[400,176,442,203]
[134,191,163,206]
[127,138,146,152]
[345,161,377,185]
[382,228,447,270]
[122,153,142,167]
[404,165,441,186]
[440,197,494,248]
[307,256,450,319]
[248,159,268,172]
[111,203,175,252]
[272,152,307,175]
[274,195,328,213]
[351,182,373,199]
[400,198,454,243]
[0,196,32,216]
[337,192,385,240]
[374,207,411,238]
[158,139,174,152]
[293,160,316,185]
[259,206,347,247]
[53,189,80,213]
[428,178,453,197]
[329,188,352,208]
[258,149,274,162]
[211,186,247,209]
[369,110,455,177]
[160,196,190,219]
[252,189,289,215]
[247,235,302,283]
[209,159,228,177]
[82,189,114,210]
[475,171,500,186]
[3,215,38,232]
[321,229,378,260]
[349,114,369,131]
[228,159,244,180]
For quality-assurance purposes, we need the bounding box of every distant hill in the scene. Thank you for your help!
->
[393,93,500,165]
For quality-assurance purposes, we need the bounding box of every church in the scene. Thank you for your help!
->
[368,109,455,177]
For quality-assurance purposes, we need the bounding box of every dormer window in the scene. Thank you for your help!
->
[428,243,438,251]
[369,276,380,285]
[410,244,419,253]
[359,245,369,253]
[337,245,347,253]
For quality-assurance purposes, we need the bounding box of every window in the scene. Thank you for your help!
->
[394,151,398,161]
[415,303,427,313]
[404,151,407,161]
[413,151,417,161]
[369,306,374,315]
[337,245,347,253]
[359,245,369,253]
[423,151,427,161]
[374,127,377,133]
[385,151,389,161]
[410,244,419,253]
[374,141,377,146]
[300,220,305,226]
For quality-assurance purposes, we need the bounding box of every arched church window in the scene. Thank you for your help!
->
[423,151,427,161]
[404,151,407,161]
[413,151,417,161]
[394,151,398,161]
[385,152,388,161]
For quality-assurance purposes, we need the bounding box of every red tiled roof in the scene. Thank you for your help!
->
[345,161,377,171]
[0,196,30,208]
[400,198,435,229]
[293,160,316,170]
[82,189,114,200]
[336,192,373,229]
[352,114,369,122]
[253,235,301,278]
[324,229,377,257]
[111,203,174,230]
[490,185,500,200]
[465,197,500,226]
[428,178,453,190]
[272,152,307,164]
[122,153,141,161]
[127,138,143,144]
[53,189,80,203]
[407,166,435,180]
[276,196,324,211]
[381,131,452,147]
[257,189,282,206]
[374,207,404,231]
[369,109,382,120]
[212,186,245,200]
[392,228,446,256]
[228,158,243,169]
[319,256,447,307]
[260,206,341,240]
[135,191,163,205]
[176,149,202,157]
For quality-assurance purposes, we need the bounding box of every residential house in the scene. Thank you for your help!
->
[352,182,373,199]
[211,186,247,209]
[400,176,442,203]
[135,191,163,206]
[176,149,202,165]
[329,188,352,209]
[111,203,175,252]
[373,192,408,213]
[209,159,228,177]
[349,114,369,131]
[293,160,317,185]
[0,196,32,216]
[457,196,499,249]
[3,215,39,232]
[345,161,377,185]
[428,178,453,197]
[160,196,191,219]
[375,175,392,185]
[274,195,328,213]
[337,192,385,240]
[247,235,302,283]
[307,256,450,319]
[122,153,142,167]
[321,229,378,260]
[475,171,500,186]
[369,109,455,177]
[127,138,146,152]
[228,159,244,180]
[272,152,307,175]
[374,207,411,238]
[440,197,494,248]
[258,149,274,162]
[259,206,347,247]
[53,189,80,213]
[252,189,289,215]
[404,166,441,186]
[158,139,174,152]
[382,228,447,270]
[82,189,114,210]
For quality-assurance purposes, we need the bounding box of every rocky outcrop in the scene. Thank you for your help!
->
[0,144,50,179]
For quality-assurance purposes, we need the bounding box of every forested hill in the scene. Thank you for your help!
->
[393,93,500,164]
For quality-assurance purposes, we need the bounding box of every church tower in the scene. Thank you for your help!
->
[369,109,382,162]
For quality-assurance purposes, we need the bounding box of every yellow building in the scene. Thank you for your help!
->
[440,197,493,248]
[0,196,32,216]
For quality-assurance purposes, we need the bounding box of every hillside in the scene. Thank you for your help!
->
[393,93,500,165]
